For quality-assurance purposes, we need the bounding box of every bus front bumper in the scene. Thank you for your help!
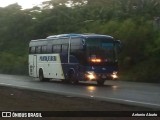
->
[85,71,118,81]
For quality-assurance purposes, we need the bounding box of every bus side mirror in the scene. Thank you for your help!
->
[115,40,122,53]
[82,39,86,51]
[83,45,86,51]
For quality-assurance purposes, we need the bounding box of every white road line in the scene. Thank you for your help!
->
[96,96,160,108]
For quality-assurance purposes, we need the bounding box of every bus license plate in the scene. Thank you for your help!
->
[102,75,106,78]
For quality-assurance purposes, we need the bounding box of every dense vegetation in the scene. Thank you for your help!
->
[0,0,159,83]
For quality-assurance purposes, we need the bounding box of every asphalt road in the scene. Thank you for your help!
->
[0,74,160,110]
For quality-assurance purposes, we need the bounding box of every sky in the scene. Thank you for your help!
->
[0,0,48,9]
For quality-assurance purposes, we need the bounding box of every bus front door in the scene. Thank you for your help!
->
[33,55,37,77]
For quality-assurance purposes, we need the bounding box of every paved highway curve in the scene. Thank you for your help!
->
[0,74,159,110]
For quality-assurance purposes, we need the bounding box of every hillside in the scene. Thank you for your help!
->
[0,0,160,83]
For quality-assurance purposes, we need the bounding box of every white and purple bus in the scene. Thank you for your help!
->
[29,34,121,85]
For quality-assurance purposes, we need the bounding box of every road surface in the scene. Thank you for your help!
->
[0,74,159,110]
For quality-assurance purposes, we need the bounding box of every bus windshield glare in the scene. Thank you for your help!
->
[86,38,116,64]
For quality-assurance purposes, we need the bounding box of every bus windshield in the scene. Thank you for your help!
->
[86,38,116,63]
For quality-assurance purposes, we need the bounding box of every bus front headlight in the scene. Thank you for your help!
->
[86,71,96,80]
[111,71,118,79]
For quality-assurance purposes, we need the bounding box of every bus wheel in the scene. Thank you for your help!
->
[68,70,78,84]
[39,69,49,82]
[97,80,105,86]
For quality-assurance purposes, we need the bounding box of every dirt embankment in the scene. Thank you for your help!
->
[0,86,159,120]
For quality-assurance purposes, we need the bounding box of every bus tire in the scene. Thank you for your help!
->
[97,80,105,86]
[39,69,49,82]
[68,70,79,84]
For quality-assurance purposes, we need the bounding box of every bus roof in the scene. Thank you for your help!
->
[46,33,113,39]
[30,33,114,46]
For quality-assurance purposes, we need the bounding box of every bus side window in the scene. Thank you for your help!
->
[52,45,54,53]
[62,44,68,53]
[30,47,35,54]
[42,46,47,54]
[71,45,83,53]
[47,45,52,53]
[36,46,42,54]
[54,45,61,53]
